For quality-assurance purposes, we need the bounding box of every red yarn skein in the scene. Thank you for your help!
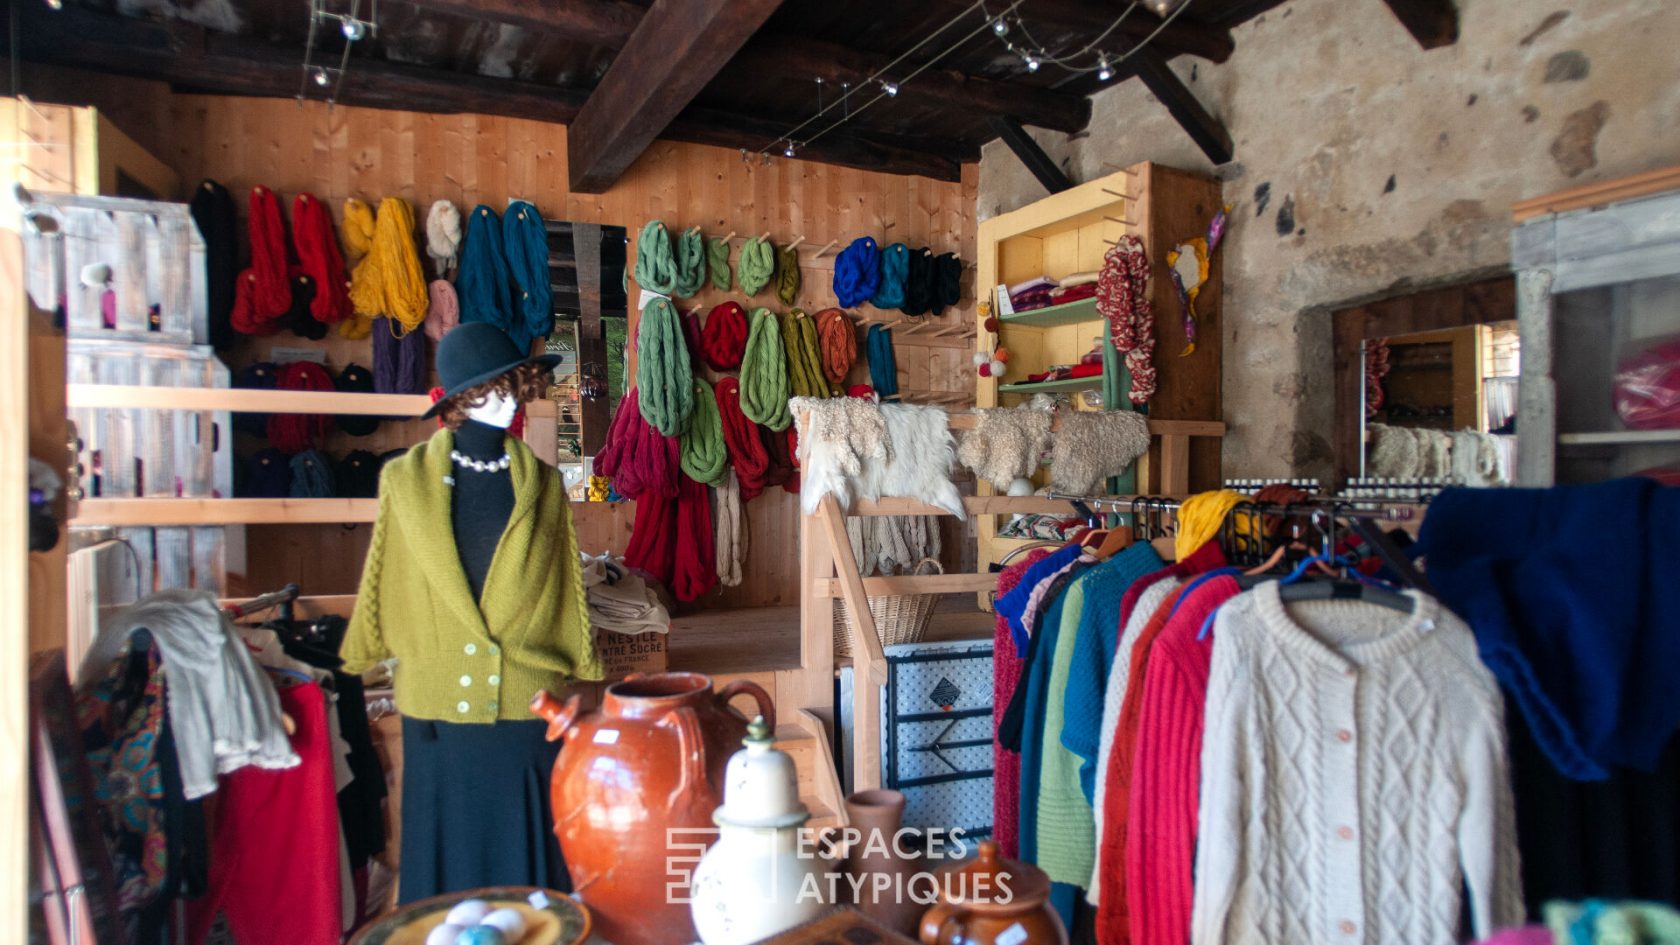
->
[700,302,748,371]
[291,193,351,324]
[268,361,335,454]
[714,378,769,500]
[247,186,292,323]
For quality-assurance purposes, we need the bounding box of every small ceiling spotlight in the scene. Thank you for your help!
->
[313,66,331,86]
[783,142,797,158]
[1022,53,1040,72]
[992,16,1009,36]
[1147,0,1188,16]
[1097,54,1113,81]
[880,79,899,97]
[341,17,366,41]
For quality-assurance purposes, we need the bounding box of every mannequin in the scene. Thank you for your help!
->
[341,323,602,903]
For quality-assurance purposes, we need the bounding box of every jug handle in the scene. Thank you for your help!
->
[716,680,776,733]
[659,707,707,807]
[920,903,963,945]
[530,690,581,744]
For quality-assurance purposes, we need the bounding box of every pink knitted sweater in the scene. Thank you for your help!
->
[992,550,1050,859]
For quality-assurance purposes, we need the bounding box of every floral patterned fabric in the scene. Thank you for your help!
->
[77,639,169,914]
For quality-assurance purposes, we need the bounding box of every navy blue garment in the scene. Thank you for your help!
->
[1413,479,1680,780]
[994,543,1085,657]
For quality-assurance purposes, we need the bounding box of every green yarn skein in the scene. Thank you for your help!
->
[738,236,775,296]
[707,236,733,291]
[634,296,694,436]
[782,310,828,399]
[775,245,801,306]
[739,306,792,431]
[633,220,678,295]
[672,226,706,299]
[679,377,728,485]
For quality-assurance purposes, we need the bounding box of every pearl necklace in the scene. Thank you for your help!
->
[444,449,511,486]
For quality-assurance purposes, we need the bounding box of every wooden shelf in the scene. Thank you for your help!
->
[67,383,433,416]
[1000,296,1100,328]
[1557,429,1680,446]
[72,498,378,526]
[998,375,1104,394]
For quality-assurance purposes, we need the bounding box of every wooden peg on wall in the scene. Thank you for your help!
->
[723,230,736,241]
[814,239,838,257]
[1101,187,1137,200]
[788,235,806,250]
[758,231,771,242]
[1103,214,1138,226]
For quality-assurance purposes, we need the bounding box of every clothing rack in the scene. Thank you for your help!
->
[223,582,302,622]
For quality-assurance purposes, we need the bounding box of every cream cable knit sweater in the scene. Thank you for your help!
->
[1192,583,1525,945]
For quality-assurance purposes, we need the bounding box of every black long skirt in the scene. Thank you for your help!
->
[398,716,570,903]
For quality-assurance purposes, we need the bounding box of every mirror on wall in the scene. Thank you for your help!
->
[1332,277,1518,489]
[1361,321,1518,485]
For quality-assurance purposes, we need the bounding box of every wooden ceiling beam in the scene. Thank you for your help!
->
[987,116,1072,195]
[1378,0,1460,49]
[566,0,785,193]
[1132,49,1232,166]
[395,0,644,49]
[12,4,963,182]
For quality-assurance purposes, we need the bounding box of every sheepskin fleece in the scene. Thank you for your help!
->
[426,200,461,272]
[1366,423,1419,478]
[792,396,889,515]
[1049,409,1151,493]
[1450,430,1501,487]
[957,406,1055,490]
[870,404,966,518]
[1415,428,1452,479]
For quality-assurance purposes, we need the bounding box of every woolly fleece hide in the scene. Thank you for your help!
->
[792,396,889,516]
[1049,409,1151,494]
[957,405,1055,490]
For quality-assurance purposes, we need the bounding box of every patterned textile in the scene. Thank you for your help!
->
[77,639,169,914]
[1095,235,1157,405]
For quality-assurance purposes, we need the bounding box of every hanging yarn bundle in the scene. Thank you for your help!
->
[231,271,276,336]
[623,492,677,587]
[246,186,292,323]
[679,377,728,486]
[713,470,747,588]
[504,200,554,351]
[373,316,427,394]
[715,378,770,501]
[190,179,238,350]
[866,323,899,402]
[833,237,882,308]
[782,310,829,399]
[871,242,909,309]
[707,236,733,291]
[672,476,717,602]
[289,449,337,498]
[596,388,679,500]
[931,252,962,318]
[346,197,429,335]
[671,226,706,299]
[425,279,459,341]
[739,307,792,430]
[457,205,512,331]
[425,200,462,276]
[738,236,775,296]
[761,425,796,491]
[901,247,935,316]
[290,193,351,324]
[282,272,326,340]
[680,307,706,374]
[341,198,376,262]
[334,364,380,437]
[635,297,695,436]
[633,220,678,295]
[775,244,801,306]
[268,361,336,454]
[700,301,748,371]
[815,308,857,386]
[243,448,291,498]
[1096,234,1158,405]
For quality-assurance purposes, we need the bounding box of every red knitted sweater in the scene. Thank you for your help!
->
[1124,575,1240,945]
[992,550,1050,859]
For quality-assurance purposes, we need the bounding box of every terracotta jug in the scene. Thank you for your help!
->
[843,789,924,935]
[919,841,1066,945]
[531,672,774,945]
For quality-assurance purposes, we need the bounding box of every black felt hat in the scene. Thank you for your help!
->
[421,322,559,419]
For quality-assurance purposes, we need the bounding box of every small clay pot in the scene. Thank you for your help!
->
[842,789,924,935]
[919,841,1066,945]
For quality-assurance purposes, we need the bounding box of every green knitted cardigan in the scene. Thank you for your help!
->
[341,429,602,722]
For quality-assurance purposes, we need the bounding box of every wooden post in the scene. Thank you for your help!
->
[815,495,887,792]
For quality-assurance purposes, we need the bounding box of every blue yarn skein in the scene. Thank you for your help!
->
[457,205,511,330]
[871,242,909,309]
[503,200,553,351]
[867,323,899,402]
[833,236,882,308]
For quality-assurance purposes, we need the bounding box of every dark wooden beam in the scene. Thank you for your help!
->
[925,0,1235,62]
[12,4,964,182]
[566,0,785,193]
[987,116,1071,195]
[1133,50,1232,166]
[396,0,643,48]
[1379,0,1460,49]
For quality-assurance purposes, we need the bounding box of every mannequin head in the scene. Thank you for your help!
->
[435,361,551,431]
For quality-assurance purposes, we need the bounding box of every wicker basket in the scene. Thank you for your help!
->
[833,557,943,657]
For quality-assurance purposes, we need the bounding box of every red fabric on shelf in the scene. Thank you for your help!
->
[187,682,341,945]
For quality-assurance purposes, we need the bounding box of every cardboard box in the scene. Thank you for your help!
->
[592,628,669,679]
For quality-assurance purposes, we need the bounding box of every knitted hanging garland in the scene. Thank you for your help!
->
[457,205,512,331]
[633,220,679,295]
[833,236,882,308]
[1095,234,1157,405]
[775,244,802,306]
[290,192,351,324]
[503,200,554,351]
[635,296,695,437]
[815,308,857,386]
[871,242,909,309]
[679,377,728,486]
[738,236,775,296]
[672,226,706,299]
[707,236,733,291]
[738,306,791,431]
[700,301,748,371]
[715,377,770,501]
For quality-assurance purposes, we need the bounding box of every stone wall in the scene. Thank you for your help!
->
[979,0,1680,478]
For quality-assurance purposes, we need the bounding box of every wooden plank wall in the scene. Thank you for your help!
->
[47,82,978,609]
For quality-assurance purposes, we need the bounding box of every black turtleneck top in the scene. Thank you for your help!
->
[450,419,515,601]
